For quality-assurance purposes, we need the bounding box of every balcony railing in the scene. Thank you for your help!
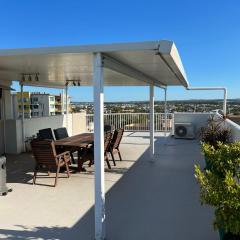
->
[86,113,173,132]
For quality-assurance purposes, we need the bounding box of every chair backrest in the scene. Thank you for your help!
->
[104,125,113,133]
[104,132,112,153]
[111,128,124,149]
[31,139,57,166]
[38,128,55,140]
[54,127,69,140]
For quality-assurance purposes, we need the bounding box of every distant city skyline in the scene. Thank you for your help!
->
[11,82,232,102]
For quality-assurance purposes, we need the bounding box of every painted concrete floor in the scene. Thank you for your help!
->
[0,132,218,240]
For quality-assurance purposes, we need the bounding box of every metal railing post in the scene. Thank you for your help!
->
[86,112,173,133]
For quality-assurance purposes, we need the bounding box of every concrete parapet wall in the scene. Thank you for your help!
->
[2,112,87,154]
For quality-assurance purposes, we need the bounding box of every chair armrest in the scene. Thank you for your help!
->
[87,143,94,149]
[56,151,71,162]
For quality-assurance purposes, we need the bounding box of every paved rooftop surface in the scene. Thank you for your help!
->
[0,132,218,240]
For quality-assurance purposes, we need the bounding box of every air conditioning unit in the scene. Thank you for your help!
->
[174,123,195,139]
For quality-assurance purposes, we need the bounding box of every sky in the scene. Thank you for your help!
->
[1,0,240,102]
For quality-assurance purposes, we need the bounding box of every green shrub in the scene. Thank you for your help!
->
[195,142,240,236]
[201,142,240,178]
[195,167,240,235]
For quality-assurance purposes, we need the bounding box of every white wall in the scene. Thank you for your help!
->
[0,120,4,155]
[5,120,22,154]
[72,112,87,135]
[213,113,240,142]
[0,119,25,154]
[22,112,86,142]
[0,82,14,155]
[23,114,75,139]
[174,112,212,136]
[4,90,13,119]
[3,112,87,154]
[225,119,240,142]
[11,94,18,119]
[24,115,65,138]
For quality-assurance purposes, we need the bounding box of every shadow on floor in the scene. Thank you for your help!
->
[6,153,35,184]
[0,137,218,240]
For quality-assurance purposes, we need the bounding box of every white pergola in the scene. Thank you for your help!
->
[0,40,189,239]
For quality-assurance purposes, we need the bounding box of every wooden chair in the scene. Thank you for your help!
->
[54,127,77,164]
[104,132,113,169]
[31,139,71,187]
[109,128,124,162]
[82,132,113,169]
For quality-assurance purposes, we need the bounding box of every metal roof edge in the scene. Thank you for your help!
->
[0,41,161,56]
[158,40,189,88]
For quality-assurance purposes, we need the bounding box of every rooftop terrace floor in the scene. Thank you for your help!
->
[0,132,218,240]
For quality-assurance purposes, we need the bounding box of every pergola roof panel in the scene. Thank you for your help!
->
[0,40,189,88]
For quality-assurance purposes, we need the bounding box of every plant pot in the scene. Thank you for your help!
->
[218,229,240,240]
[204,156,212,171]
[219,228,225,240]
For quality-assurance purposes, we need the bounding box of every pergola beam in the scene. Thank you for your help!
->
[18,81,66,89]
[102,54,166,89]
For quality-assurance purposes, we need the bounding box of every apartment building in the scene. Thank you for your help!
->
[13,92,71,118]
[15,92,31,118]
[30,93,56,117]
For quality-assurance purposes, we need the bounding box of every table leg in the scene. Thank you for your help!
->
[77,148,86,172]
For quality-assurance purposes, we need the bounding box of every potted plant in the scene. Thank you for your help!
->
[200,115,231,169]
[195,142,240,240]
[200,115,231,148]
[195,167,240,239]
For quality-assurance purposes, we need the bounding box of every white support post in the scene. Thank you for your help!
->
[93,52,105,240]
[61,89,65,115]
[164,88,167,137]
[65,86,69,130]
[20,83,25,152]
[149,84,155,160]
[1,89,6,153]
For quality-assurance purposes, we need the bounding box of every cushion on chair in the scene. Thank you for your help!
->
[54,127,69,140]
[38,128,55,140]
[104,125,113,133]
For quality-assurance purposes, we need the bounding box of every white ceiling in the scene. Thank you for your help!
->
[0,41,189,88]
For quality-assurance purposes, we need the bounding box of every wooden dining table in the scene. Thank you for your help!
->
[54,133,94,172]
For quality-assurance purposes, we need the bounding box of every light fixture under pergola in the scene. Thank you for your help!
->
[65,80,81,87]
[21,73,39,83]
